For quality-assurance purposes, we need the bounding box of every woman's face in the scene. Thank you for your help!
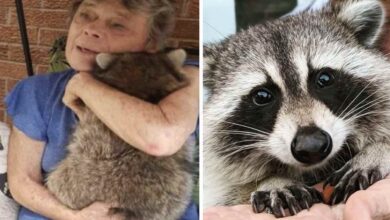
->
[65,0,150,71]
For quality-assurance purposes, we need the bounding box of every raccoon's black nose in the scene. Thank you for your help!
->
[291,126,332,165]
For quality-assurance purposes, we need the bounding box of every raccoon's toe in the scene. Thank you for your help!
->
[324,165,382,205]
[250,185,322,218]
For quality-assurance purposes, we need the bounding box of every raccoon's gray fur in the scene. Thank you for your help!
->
[204,0,390,217]
[46,50,193,220]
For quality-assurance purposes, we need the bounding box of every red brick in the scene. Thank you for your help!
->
[5,113,13,126]
[0,44,9,60]
[36,64,49,73]
[38,28,68,46]
[0,7,7,25]
[176,0,198,19]
[42,0,72,10]
[178,40,199,49]
[9,44,50,65]
[0,79,6,108]
[6,78,19,93]
[10,8,69,29]
[0,108,5,123]
[172,19,198,40]
[0,61,32,79]
[0,25,38,44]
[0,0,42,8]
[186,0,199,19]
[175,0,189,17]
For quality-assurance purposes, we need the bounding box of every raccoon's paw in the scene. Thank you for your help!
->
[250,185,323,218]
[324,163,382,205]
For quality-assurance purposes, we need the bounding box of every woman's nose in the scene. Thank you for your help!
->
[83,23,103,39]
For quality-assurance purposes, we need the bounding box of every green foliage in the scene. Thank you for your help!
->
[48,36,70,73]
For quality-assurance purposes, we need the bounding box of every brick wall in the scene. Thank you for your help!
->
[380,0,390,53]
[0,0,199,123]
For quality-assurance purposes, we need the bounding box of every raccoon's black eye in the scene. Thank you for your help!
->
[252,88,273,106]
[316,70,335,88]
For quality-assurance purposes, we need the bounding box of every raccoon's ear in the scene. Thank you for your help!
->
[203,45,217,101]
[167,49,187,68]
[334,0,385,47]
[96,53,116,70]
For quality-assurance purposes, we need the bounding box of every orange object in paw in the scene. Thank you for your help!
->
[323,185,334,204]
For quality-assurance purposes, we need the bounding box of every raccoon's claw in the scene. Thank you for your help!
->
[325,167,382,205]
[251,185,322,218]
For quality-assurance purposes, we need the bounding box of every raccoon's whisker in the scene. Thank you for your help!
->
[218,139,264,154]
[340,95,389,121]
[223,121,271,135]
[347,110,390,123]
[222,144,260,159]
[214,130,268,138]
[339,84,387,121]
[339,91,381,120]
[343,96,390,122]
[336,82,366,116]
[337,81,375,118]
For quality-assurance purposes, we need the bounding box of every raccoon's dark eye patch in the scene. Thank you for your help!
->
[251,88,273,106]
[316,68,335,88]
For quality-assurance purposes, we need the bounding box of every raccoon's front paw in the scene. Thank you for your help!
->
[324,162,382,205]
[250,185,323,218]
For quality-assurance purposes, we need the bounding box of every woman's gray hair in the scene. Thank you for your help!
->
[69,0,176,50]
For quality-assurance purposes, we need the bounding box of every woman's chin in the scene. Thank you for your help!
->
[69,62,94,72]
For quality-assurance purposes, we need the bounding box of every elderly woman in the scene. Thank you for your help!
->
[6,0,199,219]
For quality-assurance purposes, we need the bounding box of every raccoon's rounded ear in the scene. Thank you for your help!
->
[334,0,385,47]
[167,49,187,68]
[96,53,115,70]
[203,45,217,100]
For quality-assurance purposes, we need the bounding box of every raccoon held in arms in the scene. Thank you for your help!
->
[204,0,390,217]
[46,49,193,220]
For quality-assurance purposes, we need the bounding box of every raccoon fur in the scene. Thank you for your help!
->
[46,49,193,220]
[204,0,390,217]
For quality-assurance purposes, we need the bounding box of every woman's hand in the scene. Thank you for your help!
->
[72,202,124,220]
[62,72,93,121]
[204,204,344,220]
[343,175,390,220]
[204,175,390,220]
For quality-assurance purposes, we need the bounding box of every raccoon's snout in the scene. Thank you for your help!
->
[291,126,332,165]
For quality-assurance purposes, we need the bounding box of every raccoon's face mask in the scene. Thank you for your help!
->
[204,0,389,171]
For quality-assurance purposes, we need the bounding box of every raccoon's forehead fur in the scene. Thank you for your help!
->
[93,51,187,104]
[204,0,390,177]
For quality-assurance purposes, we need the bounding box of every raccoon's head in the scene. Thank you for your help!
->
[205,0,390,173]
[92,49,188,103]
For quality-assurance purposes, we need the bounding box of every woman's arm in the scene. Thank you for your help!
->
[8,126,76,220]
[7,126,121,220]
[63,66,199,156]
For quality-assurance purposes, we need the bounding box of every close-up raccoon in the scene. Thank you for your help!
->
[204,0,390,217]
[46,50,194,220]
